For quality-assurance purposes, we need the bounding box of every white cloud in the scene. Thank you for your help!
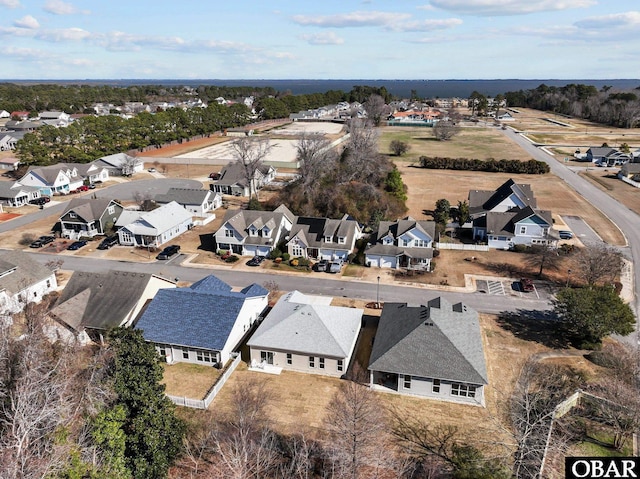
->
[0,0,20,8]
[394,18,463,31]
[575,11,640,29]
[37,27,91,42]
[291,10,410,28]
[4,46,49,59]
[300,31,344,45]
[429,0,595,16]
[43,0,89,15]
[13,15,40,29]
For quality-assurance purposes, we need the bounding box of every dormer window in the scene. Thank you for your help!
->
[249,226,258,237]
[324,236,332,243]
[69,212,77,219]
[338,236,346,244]
[262,227,271,238]
[108,205,115,215]
[383,237,393,245]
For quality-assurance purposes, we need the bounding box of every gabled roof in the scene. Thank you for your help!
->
[213,162,249,187]
[247,290,362,358]
[373,217,435,244]
[485,206,552,237]
[50,270,165,331]
[135,275,268,352]
[220,207,293,244]
[0,250,54,295]
[120,201,191,235]
[468,178,537,215]
[586,147,617,157]
[289,216,359,249]
[369,298,487,385]
[0,181,39,199]
[93,153,139,168]
[61,198,121,223]
[23,164,75,185]
[154,188,211,206]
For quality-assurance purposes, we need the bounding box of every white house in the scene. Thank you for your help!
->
[92,153,144,176]
[247,290,363,377]
[0,181,42,207]
[365,217,435,270]
[214,205,295,256]
[135,275,269,366]
[0,250,58,316]
[117,201,193,248]
[19,164,85,196]
[154,188,222,218]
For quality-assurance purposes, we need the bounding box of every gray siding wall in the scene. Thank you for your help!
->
[249,347,346,378]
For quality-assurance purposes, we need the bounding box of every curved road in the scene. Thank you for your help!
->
[504,128,640,318]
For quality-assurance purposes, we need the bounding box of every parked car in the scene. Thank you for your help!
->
[67,240,88,251]
[97,236,119,250]
[148,167,157,173]
[29,240,45,248]
[246,255,265,267]
[156,244,180,260]
[38,235,55,245]
[559,230,574,240]
[314,259,329,272]
[28,197,49,205]
[77,185,89,192]
[89,183,96,189]
[327,260,344,274]
[520,278,534,292]
[209,172,220,180]
[29,235,55,248]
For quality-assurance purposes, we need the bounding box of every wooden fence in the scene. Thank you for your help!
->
[435,242,489,251]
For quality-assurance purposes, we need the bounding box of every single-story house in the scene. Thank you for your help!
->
[247,290,362,377]
[369,298,488,406]
[585,147,631,166]
[92,153,144,176]
[0,157,20,170]
[154,188,222,217]
[60,198,124,239]
[0,132,24,151]
[135,275,268,365]
[214,204,295,256]
[285,215,362,262]
[365,217,435,270]
[209,162,276,197]
[618,162,640,182]
[49,270,176,343]
[0,250,58,316]
[0,181,42,207]
[117,201,193,248]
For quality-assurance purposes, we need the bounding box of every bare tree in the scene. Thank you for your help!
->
[230,137,272,200]
[339,120,387,185]
[432,120,461,141]
[363,94,388,127]
[296,133,337,197]
[324,380,388,479]
[572,243,622,286]
[523,244,562,277]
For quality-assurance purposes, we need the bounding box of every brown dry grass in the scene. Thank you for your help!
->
[162,362,222,399]
[579,169,640,217]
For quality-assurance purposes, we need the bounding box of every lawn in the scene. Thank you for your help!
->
[162,362,222,399]
[580,169,640,217]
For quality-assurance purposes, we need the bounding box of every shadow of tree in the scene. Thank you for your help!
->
[198,233,216,252]
[497,308,571,349]
[484,261,531,278]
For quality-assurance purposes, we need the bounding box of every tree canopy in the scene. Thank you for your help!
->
[553,285,635,348]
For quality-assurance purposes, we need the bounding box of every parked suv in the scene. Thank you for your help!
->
[156,244,180,260]
[520,278,534,292]
[97,236,119,250]
[29,197,50,205]
[558,230,574,240]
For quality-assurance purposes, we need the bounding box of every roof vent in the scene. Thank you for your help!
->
[424,321,434,326]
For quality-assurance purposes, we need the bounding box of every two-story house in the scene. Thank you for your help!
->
[19,164,85,196]
[365,217,436,270]
[154,188,222,218]
[285,215,362,261]
[209,162,276,197]
[469,179,556,249]
[60,198,124,239]
[214,205,295,256]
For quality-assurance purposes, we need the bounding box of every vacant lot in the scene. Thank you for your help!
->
[580,168,640,217]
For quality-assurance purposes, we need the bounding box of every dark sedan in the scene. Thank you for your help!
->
[67,240,87,251]
[156,244,180,260]
[246,255,265,266]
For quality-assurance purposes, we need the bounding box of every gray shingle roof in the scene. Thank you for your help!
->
[135,275,268,351]
[0,250,54,295]
[61,198,121,223]
[468,178,537,216]
[50,270,160,331]
[289,216,359,250]
[485,206,552,237]
[154,188,210,206]
[119,201,192,235]
[247,290,362,358]
[368,298,488,385]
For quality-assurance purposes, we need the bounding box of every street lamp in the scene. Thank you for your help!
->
[376,276,381,308]
[566,269,572,288]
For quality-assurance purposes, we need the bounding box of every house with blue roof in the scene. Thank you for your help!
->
[135,275,269,366]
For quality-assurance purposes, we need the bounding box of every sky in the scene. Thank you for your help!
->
[0,0,638,80]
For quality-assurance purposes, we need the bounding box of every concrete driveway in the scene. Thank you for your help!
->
[561,215,603,246]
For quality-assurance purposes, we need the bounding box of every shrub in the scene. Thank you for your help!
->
[19,233,36,246]
[269,248,282,260]
[512,244,528,253]
[418,156,549,174]
[296,257,311,267]
[290,259,299,267]
[281,252,290,262]
[225,255,239,263]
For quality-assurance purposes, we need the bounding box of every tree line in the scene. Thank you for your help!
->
[504,83,640,128]
[418,156,550,174]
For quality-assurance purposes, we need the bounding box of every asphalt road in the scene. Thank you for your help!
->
[504,128,640,318]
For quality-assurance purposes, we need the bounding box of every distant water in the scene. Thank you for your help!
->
[3,79,639,98]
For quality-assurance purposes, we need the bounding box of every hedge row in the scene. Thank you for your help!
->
[417,157,550,174]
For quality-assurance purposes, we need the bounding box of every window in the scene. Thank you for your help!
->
[403,375,411,389]
[451,383,476,398]
[309,356,315,368]
[108,205,115,215]
[337,236,345,244]
[402,238,409,247]
[69,212,76,219]
[292,245,304,257]
[249,227,257,237]
[432,379,440,393]
[196,350,213,363]
[158,345,166,357]
[319,357,325,369]
[183,350,189,359]
[46,280,51,288]
[225,229,234,237]
[324,236,332,243]
[519,226,527,235]
[262,227,271,238]
[337,359,343,372]
[286,353,292,365]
